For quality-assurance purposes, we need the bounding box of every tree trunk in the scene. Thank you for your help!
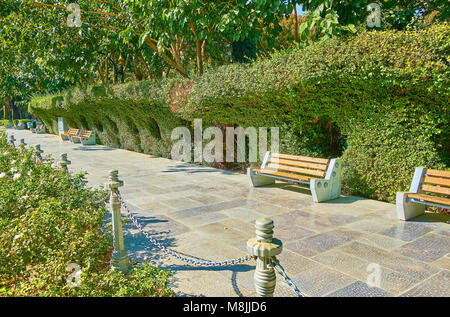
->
[196,39,203,75]
[293,5,299,43]
[143,37,188,78]
[105,58,109,84]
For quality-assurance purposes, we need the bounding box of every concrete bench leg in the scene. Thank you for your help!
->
[247,168,275,187]
[396,192,425,220]
[310,159,342,203]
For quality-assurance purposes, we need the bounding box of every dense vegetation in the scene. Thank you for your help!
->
[29,24,449,202]
[0,133,174,296]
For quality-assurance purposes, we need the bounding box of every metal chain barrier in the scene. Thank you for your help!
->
[91,193,110,205]
[269,257,305,297]
[117,190,253,267]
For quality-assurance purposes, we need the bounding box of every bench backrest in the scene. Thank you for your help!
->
[79,130,92,138]
[421,169,450,197]
[263,153,330,179]
[36,125,43,129]
[68,128,79,136]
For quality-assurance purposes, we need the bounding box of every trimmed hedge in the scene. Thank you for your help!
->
[30,80,186,157]
[30,24,449,202]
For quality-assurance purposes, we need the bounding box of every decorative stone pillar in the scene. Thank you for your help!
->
[106,170,131,274]
[35,145,44,162]
[9,134,16,147]
[59,153,71,173]
[247,218,283,297]
[18,139,26,153]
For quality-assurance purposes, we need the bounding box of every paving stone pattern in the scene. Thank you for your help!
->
[6,129,449,297]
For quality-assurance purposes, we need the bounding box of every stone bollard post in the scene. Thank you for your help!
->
[19,139,26,153]
[9,134,16,147]
[35,145,44,162]
[59,153,71,173]
[106,170,131,274]
[247,218,283,297]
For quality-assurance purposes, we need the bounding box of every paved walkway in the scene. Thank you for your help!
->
[5,129,450,297]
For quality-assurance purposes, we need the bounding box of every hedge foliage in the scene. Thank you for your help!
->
[29,24,449,202]
[0,133,174,296]
[30,80,186,157]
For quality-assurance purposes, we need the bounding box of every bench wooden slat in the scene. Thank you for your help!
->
[253,168,311,182]
[422,184,450,196]
[426,169,450,179]
[266,163,326,178]
[407,193,450,206]
[269,158,328,171]
[271,153,329,165]
[424,176,450,187]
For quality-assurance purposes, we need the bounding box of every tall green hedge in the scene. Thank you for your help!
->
[30,24,449,202]
[30,80,186,157]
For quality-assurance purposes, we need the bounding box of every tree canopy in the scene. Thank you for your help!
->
[0,0,448,119]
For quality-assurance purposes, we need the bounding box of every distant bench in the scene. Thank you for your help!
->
[60,128,79,141]
[31,124,45,134]
[247,152,342,202]
[71,129,96,145]
[397,167,450,220]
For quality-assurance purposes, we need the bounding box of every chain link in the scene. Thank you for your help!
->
[116,190,253,267]
[269,257,305,297]
[91,193,110,205]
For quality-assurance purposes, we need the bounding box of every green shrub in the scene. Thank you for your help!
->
[0,120,11,127]
[0,132,174,296]
[342,109,447,202]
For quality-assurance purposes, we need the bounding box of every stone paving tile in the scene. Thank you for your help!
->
[196,222,249,247]
[313,249,420,295]
[400,270,450,297]
[435,227,450,237]
[168,230,247,260]
[378,221,439,241]
[326,281,392,297]
[395,233,450,262]
[285,229,363,257]
[290,265,356,297]
[248,202,294,217]
[186,193,227,205]
[432,255,450,270]
[171,200,259,219]
[164,197,205,211]
[170,269,253,297]
[135,201,177,213]
[274,226,316,243]
[222,207,266,223]
[342,217,395,234]
[181,212,229,227]
[220,217,256,236]
[355,233,408,251]
[138,214,191,238]
[275,250,318,276]
[293,213,361,233]
[339,242,440,281]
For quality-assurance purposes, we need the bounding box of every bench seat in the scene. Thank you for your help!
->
[71,129,96,145]
[397,167,450,220]
[251,168,312,183]
[61,128,79,141]
[248,152,342,203]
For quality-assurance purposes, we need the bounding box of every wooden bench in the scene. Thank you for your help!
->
[247,152,342,203]
[31,124,45,134]
[60,128,80,141]
[70,129,96,145]
[15,122,25,130]
[396,167,450,220]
